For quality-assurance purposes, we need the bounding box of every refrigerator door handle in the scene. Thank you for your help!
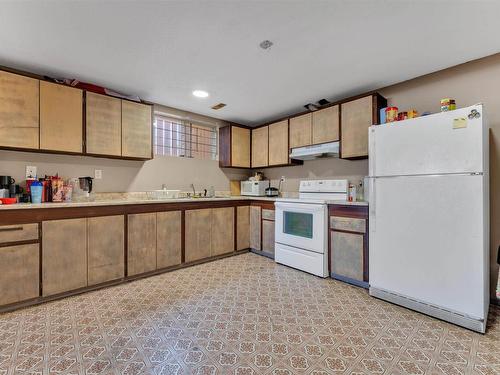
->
[369,178,376,232]
[369,127,376,176]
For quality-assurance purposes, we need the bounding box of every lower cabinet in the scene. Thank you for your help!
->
[262,219,275,257]
[185,209,212,262]
[127,213,157,276]
[87,215,124,285]
[250,206,261,250]
[42,218,87,296]
[157,211,182,269]
[211,207,234,256]
[236,206,250,250]
[0,243,39,305]
[329,205,369,288]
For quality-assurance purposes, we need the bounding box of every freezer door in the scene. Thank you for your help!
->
[369,174,488,320]
[369,104,487,177]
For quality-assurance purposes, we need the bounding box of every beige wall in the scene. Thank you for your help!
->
[0,150,249,193]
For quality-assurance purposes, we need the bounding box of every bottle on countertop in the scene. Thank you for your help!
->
[348,183,357,202]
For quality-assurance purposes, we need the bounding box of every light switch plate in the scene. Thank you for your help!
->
[94,169,102,179]
[26,165,37,179]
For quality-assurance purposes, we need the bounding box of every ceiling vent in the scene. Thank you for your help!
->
[211,103,226,110]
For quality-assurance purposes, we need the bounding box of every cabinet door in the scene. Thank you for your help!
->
[0,71,39,149]
[289,113,312,148]
[250,206,261,250]
[236,206,250,250]
[0,244,39,305]
[340,96,373,158]
[40,81,83,153]
[331,231,365,281]
[268,120,289,166]
[127,213,156,276]
[231,126,251,168]
[262,220,275,257]
[157,211,182,269]
[211,207,234,256]
[122,100,152,158]
[185,209,212,262]
[312,105,339,144]
[42,218,87,296]
[86,92,122,156]
[251,126,268,167]
[87,215,124,285]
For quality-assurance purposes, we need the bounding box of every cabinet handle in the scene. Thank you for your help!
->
[0,226,23,232]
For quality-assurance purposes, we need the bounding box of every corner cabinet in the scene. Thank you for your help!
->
[218,125,251,168]
[340,94,386,159]
[122,100,153,159]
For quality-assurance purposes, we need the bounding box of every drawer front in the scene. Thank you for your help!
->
[331,231,364,281]
[0,224,39,244]
[262,209,275,221]
[330,216,366,233]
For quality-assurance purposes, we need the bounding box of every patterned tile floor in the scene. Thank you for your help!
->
[0,253,499,375]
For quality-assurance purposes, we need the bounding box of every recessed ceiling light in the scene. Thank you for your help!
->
[193,90,209,98]
[259,40,273,50]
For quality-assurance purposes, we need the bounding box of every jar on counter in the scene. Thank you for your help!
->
[385,107,398,123]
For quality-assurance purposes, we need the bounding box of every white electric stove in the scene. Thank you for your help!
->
[274,179,348,277]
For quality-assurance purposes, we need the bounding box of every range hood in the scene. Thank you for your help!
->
[289,141,340,160]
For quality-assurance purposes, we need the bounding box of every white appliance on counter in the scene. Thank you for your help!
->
[274,179,348,277]
[368,104,489,333]
[241,180,267,196]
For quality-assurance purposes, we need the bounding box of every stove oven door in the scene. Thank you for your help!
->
[274,202,327,253]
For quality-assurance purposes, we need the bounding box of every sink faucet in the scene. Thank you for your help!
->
[190,183,196,196]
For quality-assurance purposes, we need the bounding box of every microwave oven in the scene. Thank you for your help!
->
[241,181,267,196]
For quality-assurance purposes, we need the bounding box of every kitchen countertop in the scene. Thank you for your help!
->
[0,195,367,210]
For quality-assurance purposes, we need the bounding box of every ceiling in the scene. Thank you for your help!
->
[1,1,500,126]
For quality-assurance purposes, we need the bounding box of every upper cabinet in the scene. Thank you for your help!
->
[0,71,39,149]
[40,81,83,153]
[0,68,153,161]
[231,126,251,168]
[289,113,312,148]
[340,94,386,159]
[251,125,269,168]
[218,125,251,168]
[86,92,122,156]
[122,100,152,159]
[312,105,339,144]
[268,120,289,166]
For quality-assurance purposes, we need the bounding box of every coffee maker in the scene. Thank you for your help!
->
[0,176,15,198]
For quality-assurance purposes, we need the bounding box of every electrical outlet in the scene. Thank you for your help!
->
[26,165,37,179]
[94,169,102,179]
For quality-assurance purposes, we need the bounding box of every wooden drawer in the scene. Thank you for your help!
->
[0,224,39,244]
[330,216,366,233]
[262,209,275,221]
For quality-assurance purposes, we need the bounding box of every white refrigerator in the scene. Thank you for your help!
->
[368,104,489,333]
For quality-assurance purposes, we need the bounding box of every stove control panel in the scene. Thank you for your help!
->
[299,179,348,193]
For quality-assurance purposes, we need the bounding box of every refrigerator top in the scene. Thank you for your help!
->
[369,104,488,178]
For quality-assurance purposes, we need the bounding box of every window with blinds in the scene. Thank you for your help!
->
[153,114,218,160]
